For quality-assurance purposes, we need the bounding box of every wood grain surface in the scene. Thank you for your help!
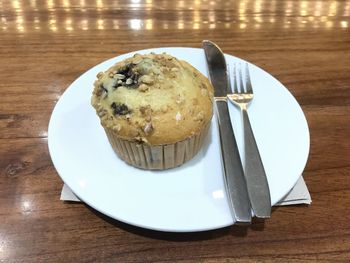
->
[1,0,350,262]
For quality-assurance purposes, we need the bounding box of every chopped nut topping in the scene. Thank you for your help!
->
[95,86,102,96]
[133,56,143,64]
[138,84,149,92]
[152,67,161,75]
[201,83,207,89]
[139,105,151,115]
[97,72,104,79]
[97,109,107,117]
[139,106,146,114]
[171,67,179,72]
[176,94,185,104]
[201,88,208,96]
[145,115,151,122]
[158,75,164,82]
[140,75,154,85]
[194,111,204,121]
[114,74,126,80]
[161,105,168,113]
[162,54,173,60]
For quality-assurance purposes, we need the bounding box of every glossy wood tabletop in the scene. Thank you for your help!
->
[1,0,350,262]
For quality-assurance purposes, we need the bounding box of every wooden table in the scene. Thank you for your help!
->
[1,0,349,262]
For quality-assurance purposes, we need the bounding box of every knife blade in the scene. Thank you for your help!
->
[203,40,252,224]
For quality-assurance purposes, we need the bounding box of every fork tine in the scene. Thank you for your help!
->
[245,63,253,93]
[238,62,245,93]
[231,63,239,93]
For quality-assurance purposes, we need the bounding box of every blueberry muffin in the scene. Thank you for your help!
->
[91,53,214,170]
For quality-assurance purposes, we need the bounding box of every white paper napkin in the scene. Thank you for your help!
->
[275,176,312,206]
[60,176,311,205]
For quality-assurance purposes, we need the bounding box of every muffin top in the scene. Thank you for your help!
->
[91,53,214,145]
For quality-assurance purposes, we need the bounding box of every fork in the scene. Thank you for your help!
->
[227,63,271,218]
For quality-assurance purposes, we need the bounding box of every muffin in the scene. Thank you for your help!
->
[91,53,214,170]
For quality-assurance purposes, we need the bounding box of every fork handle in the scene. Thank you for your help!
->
[215,100,251,223]
[241,108,271,218]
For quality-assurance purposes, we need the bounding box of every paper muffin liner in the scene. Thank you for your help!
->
[103,123,210,170]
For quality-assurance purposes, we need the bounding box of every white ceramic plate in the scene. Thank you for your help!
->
[48,47,310,232]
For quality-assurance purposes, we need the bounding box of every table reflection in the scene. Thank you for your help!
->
[0,0,348,33]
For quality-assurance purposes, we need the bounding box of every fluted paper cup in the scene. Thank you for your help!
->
[103,123,210,170]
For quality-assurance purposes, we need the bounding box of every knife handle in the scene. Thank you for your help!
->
[215,100,252,223]
[242,108,271,218]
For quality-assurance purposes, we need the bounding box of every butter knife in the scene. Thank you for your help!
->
[203,40,251,223]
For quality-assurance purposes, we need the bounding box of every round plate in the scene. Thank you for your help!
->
[48,47,310,232]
